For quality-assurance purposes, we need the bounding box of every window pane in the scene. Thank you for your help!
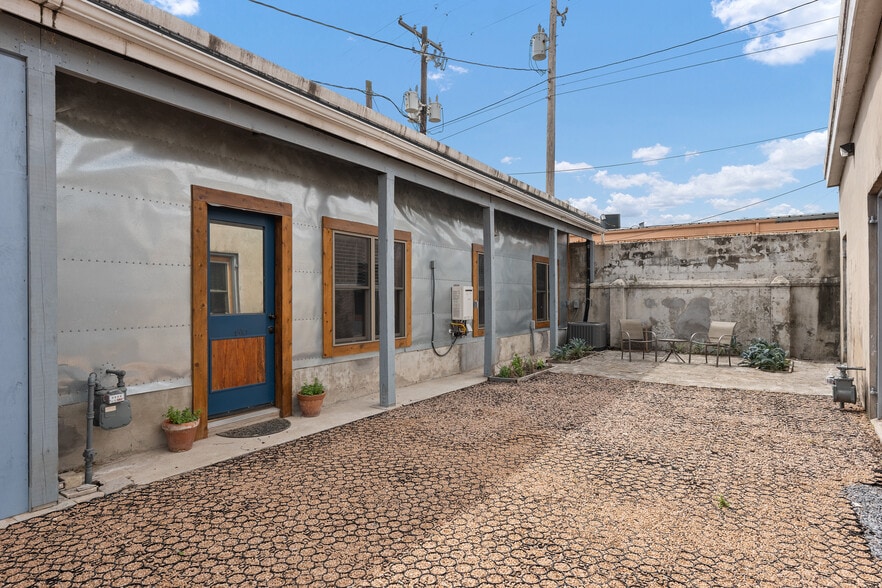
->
[536,262,549,322]
[477,253,485,328]
[335,289,369,342]
[209,260,230,315]
[335,233,371,344]
[395,288,404,337]
[209,221,264,314]
[394,242,404,289]
[335,234,369,287]
[372,240,406,340]
[536,262,548,292]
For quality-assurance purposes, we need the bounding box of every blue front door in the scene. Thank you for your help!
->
[207,208,276,417]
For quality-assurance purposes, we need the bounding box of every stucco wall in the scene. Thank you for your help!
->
[568,231,840,361]
[834,19,882,416]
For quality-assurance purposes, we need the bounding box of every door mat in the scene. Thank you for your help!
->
[217,418,291,438]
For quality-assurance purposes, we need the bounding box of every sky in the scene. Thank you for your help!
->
[148,0,840,229]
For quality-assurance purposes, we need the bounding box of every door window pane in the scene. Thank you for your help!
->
[209,221,264,314]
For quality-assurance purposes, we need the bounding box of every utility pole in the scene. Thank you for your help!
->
[398,17,445,134]
[365,80,373,109]
[545,0,567,199]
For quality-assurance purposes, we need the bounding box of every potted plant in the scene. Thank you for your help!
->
[298,378,326,417]
[161,406,201,452]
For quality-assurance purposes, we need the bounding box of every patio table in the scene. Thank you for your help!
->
[658,338,688,363]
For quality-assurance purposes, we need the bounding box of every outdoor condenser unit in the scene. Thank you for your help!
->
[567,321,607,350]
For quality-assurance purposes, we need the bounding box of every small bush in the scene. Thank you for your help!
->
[740,339,789,371]
[552,338,593,361]
[495,354,549,378]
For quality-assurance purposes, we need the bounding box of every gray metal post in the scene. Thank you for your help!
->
[23,43,60,511]
[378,173,396,407]
[483,204,496,376]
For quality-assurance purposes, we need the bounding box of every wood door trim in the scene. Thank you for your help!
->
[191,186,293,439]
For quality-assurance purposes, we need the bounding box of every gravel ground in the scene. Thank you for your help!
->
[2,372,882,587]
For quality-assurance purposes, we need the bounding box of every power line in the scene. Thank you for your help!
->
[507,127,828,175]
[310,80,409,118]
[434,8,839,126]
[691,179,826,224]
[245,0,536,72]
[557,0,823,83]
[246,0,822,76]
[437,34,835,140]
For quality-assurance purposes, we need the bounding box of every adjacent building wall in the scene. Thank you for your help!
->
[568,231,840,361]
[53,72,565,470]
[827,4,882,417]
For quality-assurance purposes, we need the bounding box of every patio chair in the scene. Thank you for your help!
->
[619,319,657,362]
[688,321,737,366]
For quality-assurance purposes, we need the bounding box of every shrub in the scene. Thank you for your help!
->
[740,339,789,371]
[495,354,550,378]
[551,338,593,361]
[511,353,525,377]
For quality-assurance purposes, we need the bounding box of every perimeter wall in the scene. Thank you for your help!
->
[567,231,840,361]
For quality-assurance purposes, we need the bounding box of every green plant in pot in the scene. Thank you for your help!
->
[298,378,326,417]
[161,406,201,452]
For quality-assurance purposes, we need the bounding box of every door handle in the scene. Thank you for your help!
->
[267,326,275,334]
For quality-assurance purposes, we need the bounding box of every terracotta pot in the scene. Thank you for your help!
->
[297,392,325,417]
[161,419,199,452]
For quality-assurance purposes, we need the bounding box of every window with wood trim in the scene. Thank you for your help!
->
[533,255,550,328]
[209,253,239,315]
[322,217,412,357]
[471,244,485,337]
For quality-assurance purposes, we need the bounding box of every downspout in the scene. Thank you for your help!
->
[583,238,593,322]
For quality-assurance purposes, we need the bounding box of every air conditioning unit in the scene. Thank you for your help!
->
[567,322,607,350]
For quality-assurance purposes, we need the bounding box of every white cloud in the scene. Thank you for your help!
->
[556,160,592,173]
[590,130,827,215]
[147,0,199,16]
[684,150,700,161]
[632,143,671,165]
[767,202,824,216]
[711,0,839,65]
[567,196,600,215]
[428,64,469,91]
[500,156,519,165]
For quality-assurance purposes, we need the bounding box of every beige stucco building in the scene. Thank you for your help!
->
[825,0,882,417]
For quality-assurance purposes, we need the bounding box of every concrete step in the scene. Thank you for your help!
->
[207,407,281,436]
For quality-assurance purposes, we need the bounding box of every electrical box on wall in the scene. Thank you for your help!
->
[451,284,474,321]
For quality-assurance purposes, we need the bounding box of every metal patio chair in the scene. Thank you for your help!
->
[619,319,657,362]
[688,321,737,366]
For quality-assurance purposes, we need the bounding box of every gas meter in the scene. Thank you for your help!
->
[94,368,132,429]
[830,365,865,409]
